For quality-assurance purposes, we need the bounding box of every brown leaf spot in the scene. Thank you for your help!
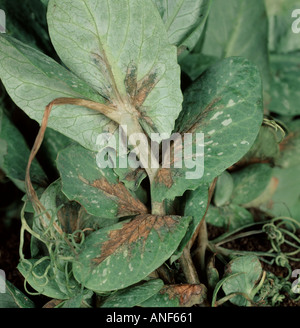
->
[160,284,207,306]
[125,63,138,98]
[154,168,173,188]
[124,64,160,109]
[79,176,148,217]
[134,70,160,108]
[92,214,178,265]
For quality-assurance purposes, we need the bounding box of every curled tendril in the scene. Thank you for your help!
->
[19,201,87,298]
[262,223,285,246]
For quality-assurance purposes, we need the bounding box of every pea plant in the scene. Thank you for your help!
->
[0,0,299,308]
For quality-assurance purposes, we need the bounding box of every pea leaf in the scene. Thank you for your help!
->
[0,106,47,191]
[0,34,114,151]
[206,204,253,232]
[18,259,81,299]
[200,0,271,90]
[241,123,281,163]
[57,144,148,219]
[265,0,300,54]
[214,171,234,207]
[260,125,300,218]
[152,0,211,51]
[230,164,273,206]
[151,57,263,202]
[101,279,164,308]
[72,214,191,292]
[268,54,300,116]
[222,255,262,306]
[171,183,209,263]
[0,280,35,308]
[139,284,207,307]
[47,0,182,140]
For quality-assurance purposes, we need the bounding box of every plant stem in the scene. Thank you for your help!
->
[152,201,165,216]
[195,220,208,272]
[179,248,200,284]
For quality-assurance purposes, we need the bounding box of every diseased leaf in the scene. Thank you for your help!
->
[139,284,207,307]
[222,255,262,306]
[0,35,116,152]
[151,57,263,202]
[47,0,182,140]
[57,144,148,219]
[152,0,211,51]
[101,279,164,308]
[72,214,191,292]
[230,164,273,206]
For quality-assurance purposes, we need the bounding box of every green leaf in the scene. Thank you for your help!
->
[201,0,271,91]
[139,284,207,307]
[206,204,253,232]
[0,34,113,152]
[60,290,93,308]
[222,255,262,306]
[57,144,148,219]
[180,53,217,81]
[241,123,281,163]
[0,106,47,191]
[152,0,211,50]
[268,54,300,116]
[0,0,51,53]
[259,125,300,219]
[230,164,273,206]
[214,171,233,207]
[101,279,164,308]
[72,214,191,292]
[265,0,300,54]
[0,280,35,308]
[170,183,208,263]
[206,256,219,290]
[151,57,263,202]
[17,259,80,299]
[47,0,182,140]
